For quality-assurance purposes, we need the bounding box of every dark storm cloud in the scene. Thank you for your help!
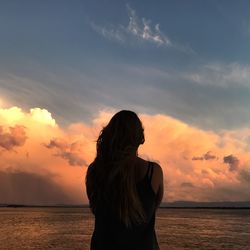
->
[203,152,217,160]
[192,156,204,161]
[181,182,194,188]
[0,125,27,151]
[45,139,87,167]
[192,151,217,161]
[239,169,250,184]
[223,154,239,172]
[0,170,73,205]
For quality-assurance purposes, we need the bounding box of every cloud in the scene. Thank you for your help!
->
[192,156,204,161]
[45,138,87,167]
[239,169,250,184]
[0,169,74,205]
[0,125,27,151]
[181,182,194,188]
[1,104,250,204]
[192,151,218,161]
[91,23,126,43]
[91,4,171,47]
[126,4,171,46]
[185,62,250,88]
[223,154,240,172]
[0,106,57,127]
[3,62,249,132]
[203,151,217,160]
[0,105,92,205]
[138,113,250,201]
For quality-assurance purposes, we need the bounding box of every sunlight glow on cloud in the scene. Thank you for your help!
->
[0,107,25,125]
[30,108,57,127]
[0,105,89,205]
[1,104,250,204]
[137,113,250,201]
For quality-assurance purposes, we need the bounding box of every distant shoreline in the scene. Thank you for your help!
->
[0,204,89,208]
[1,203,250,209]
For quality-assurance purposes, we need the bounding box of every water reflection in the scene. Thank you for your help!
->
[0,208,250,249]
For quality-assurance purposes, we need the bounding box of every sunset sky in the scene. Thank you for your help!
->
[1,0,250,205]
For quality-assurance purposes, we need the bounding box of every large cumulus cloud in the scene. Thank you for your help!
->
[1,105,250,204]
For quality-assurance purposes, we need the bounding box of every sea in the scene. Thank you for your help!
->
[0,207,250,250]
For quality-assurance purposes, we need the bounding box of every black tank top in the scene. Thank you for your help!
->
[90,161,160,250]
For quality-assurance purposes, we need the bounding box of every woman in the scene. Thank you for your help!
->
[85,110,164,250]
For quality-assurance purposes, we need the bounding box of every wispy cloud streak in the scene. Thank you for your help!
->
[91,4,171,47]
[185,63,250,87]
[126,5,171,46]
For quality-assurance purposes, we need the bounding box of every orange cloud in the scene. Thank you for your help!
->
[138,113,250,201]
[0,125,27,151]
[1,105,250,205]
[0,106,91,205]
[45,138,87,167]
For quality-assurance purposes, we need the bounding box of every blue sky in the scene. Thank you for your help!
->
[1,0,250,130]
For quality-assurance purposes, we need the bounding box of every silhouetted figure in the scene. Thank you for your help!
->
[86,110,164,250]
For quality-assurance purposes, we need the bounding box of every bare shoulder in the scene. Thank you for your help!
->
[149,161,163,195]
[151,162,164,207]
[151,162,163,180]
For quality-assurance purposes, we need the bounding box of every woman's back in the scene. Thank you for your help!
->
[85,110,164,250]
[90,160,160,250]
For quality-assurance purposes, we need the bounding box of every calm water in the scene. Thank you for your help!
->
[0,207,250,249]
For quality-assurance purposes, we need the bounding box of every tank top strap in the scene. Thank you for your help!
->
[146,161,151,178]
[146,161,154,182]
[148,162,154,182]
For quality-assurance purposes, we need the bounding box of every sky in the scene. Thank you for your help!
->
[1,0,250,204]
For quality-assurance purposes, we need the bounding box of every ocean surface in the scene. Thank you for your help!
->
[0,207,250,249]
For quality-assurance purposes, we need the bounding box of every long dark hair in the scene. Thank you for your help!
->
[85,110,146,227]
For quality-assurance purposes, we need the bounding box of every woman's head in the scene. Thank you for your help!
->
[96,110,145,162]
[86,110,146,227]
